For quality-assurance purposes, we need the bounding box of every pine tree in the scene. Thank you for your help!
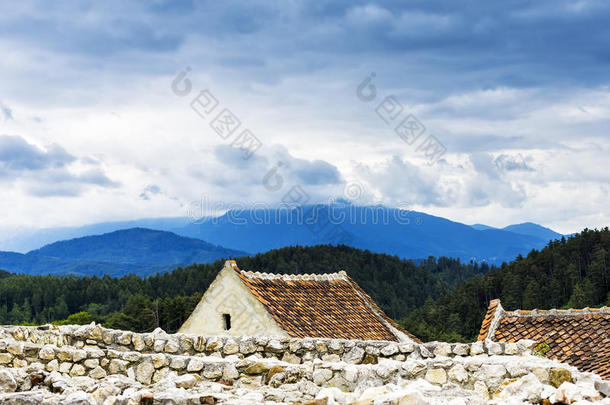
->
[567,279,597,308]
[21,299,32,322]
[54,297,69,320]
[8,303,24,324]
[522,280,540,309]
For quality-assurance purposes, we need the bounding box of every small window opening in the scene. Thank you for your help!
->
[223,313,231,330]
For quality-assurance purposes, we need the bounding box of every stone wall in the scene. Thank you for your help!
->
[1,323,534,365]
[0,323,605,401]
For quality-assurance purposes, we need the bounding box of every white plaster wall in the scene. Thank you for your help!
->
[178,262,288,337]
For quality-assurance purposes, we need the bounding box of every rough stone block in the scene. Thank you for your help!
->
[425,368,447,385]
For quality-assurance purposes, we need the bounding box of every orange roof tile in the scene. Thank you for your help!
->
[477,298,500,341]
[478,299,610,380]
[230,261,421,343]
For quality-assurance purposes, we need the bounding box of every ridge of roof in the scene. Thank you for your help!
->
[240,270,349,281]
[478,299,610,341]
[497,300,610,318]
[229,260,349,281]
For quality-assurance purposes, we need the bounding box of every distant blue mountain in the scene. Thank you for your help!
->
[470,222,564,242]
[0,228,246,277]
[0,218,189,253]
[501,222,563,241]
[0,205,565,277]
[470,224,497,231]
[175,205,558,264]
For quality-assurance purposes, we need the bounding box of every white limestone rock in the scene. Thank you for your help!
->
[448,364,468,383]
[116,332,132,346]
[151,353,167,369]
[206,336,223,352]
[164,339,180,353]
[153,339,166,353]
[89,366,107,380]
[203,363,224,379]
[223,363,239,380]
[174,374,198,389]
[69,364,86,377]
[39,345,56,360]
[223,339,240,355]
[550,382,584,404]
[497,373,544,402]
[0,370,17,392]
[6,342,23,356]
[473,380,489,400]
[504,342,519,355]
[57,347,74,362]
[375,361,400,379]
[316,386,352,404]
[266,339,284,353]
[136,362,155,384]
[169,356,187,370]
[470,341,484,356]
[425,368,448,385]
[46,359,60,372]
[380,343,399,357]
[85,347,104,359]
[132,334,146,351]
[0,353,13,365]
[108,359,128,374]
[452,343,469,356]
[433,342,452,357]
[485,340,503,355]
[59,391,91,405]
[72,349,87,363]
[343,346,365,364]
[186,357,204,372]
[402,360,427,378]
[312,368,333,385]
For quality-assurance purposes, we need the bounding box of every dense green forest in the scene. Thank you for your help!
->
[401,228,610,342]
[0,228,608,342]
[0,245,487,334]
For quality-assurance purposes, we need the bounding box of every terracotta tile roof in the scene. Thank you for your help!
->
[478,299,610,379]
[477,298,501,341]
[229,261,421,343]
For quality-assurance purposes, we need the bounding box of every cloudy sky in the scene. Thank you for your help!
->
[0,0,609,233]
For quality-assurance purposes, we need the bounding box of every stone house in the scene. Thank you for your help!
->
[179,260,420,343]
[478,298,610,379]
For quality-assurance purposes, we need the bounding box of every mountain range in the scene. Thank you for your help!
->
[175,206,563,263]
[0,204,566,277]
[469,222,563,241]
[0,228,246,277]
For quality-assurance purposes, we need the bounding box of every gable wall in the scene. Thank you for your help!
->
[178,263,288,337]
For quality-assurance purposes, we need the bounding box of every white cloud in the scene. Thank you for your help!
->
[0,1,608,235]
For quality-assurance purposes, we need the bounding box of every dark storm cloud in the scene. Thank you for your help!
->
[0,135,75,171]
[209,145,341,187]
[2,1,608,89]
[0,135,117,196]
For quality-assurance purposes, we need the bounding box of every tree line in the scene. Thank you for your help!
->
[400,228,610,342]
[0,245,487,333]
[1,228,607,342]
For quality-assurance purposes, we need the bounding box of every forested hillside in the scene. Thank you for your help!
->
[0,245,486,334]
[401,228,610,342]
[0,229,607,342]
